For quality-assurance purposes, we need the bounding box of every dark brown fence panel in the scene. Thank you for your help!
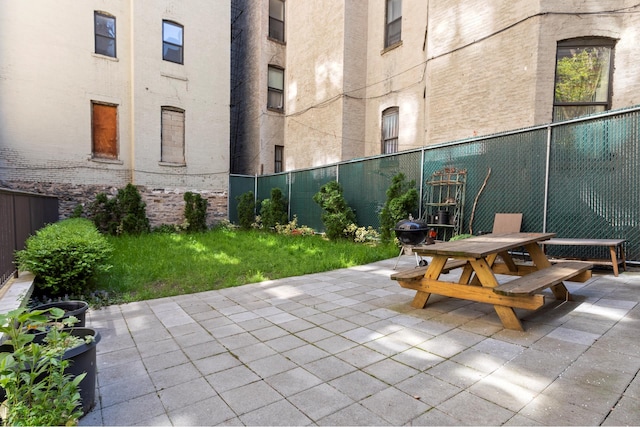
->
[0,189,58,286]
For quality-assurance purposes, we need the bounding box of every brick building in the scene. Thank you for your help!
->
[0,1,230,225]
[231,0,640,174]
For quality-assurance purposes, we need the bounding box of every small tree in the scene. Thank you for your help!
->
[313,181,356,240]
[183,192,208,233]
[236,191,256,230]
[379,173,419,243]
[260,188,288,230]
[88,184,150,235]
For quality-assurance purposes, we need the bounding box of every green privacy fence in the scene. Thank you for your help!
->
[229,106,640,262]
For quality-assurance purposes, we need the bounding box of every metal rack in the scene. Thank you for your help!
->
[423,168,466,241]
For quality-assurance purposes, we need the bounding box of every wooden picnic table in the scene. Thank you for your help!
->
[391,232,593,331]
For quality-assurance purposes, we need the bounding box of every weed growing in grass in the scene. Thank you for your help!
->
[90,229,398,303]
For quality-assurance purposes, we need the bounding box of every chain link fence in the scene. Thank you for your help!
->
[229,106,640,262]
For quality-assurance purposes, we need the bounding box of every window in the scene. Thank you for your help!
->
[553,38,615,121]
[385,0,402,48]
[161,108,185,164]
[268,66,284,110]
[275,145,284,173]
[92,102,118,159]
[269,0,285,42]
[382,107,399,154]
[94,12,116,57]
[163,21,183,64]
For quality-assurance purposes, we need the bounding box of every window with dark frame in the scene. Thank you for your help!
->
[275,145,284,173]
[95,12,116,57]
[161,107,186,164]
[553,37,615,122]
[163,20,184,64]
[269,0,285,42]
[385,0,402,48]
[382,107,399,154]
[92,102,118,159]
[268,66,284,110]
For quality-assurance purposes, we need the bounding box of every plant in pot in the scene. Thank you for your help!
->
[0,307,101,425]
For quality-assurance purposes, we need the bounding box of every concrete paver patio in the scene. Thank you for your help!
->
[80,256,640,426]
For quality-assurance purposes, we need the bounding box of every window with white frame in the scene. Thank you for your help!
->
[163,21,184,64]
[269,0,285,42]
[382,107,399,154]
[385,0,402,48]
[95,12,116,57]
[161,107,185,164]
[268,66,284,111]
[553,37,615,121]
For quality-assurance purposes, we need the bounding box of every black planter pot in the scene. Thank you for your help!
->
[0,327,101,416]
[32,300,89,327]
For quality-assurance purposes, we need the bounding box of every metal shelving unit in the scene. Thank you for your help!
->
[423,168,467,241]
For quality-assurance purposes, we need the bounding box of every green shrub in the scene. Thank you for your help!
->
[260,188,288,230]
[236,191,256,230]
[183,192,208,233]
[88,184,150,235]
[313,181,356,240]
[379,173,419,243]
[15,218,113,297]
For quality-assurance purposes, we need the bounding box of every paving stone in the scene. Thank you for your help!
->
[287,383,354,421]
[316,402,389,426]
[219,380,283,415]
[264,366,323,396]
[167,395,236,426]
[436,389,516,425]
[395,372,462,407]
[158,377,217,412]
[99,392,167,426]
[239,399,313,426]
[328,370,388,401]
[359,386,430,425]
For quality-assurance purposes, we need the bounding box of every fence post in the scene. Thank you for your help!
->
[543,125,552,233]
[419,148,425,219]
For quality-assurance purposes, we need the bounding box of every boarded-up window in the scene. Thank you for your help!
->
[161,108,185,164]
[92,103,118,159]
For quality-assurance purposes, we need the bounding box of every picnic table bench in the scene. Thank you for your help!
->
[391,233,593,331]
[539,238,626,276]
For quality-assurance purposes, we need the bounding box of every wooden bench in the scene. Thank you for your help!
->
[390,259,468,281]
[539,238,626,276]
[493,261,592,296]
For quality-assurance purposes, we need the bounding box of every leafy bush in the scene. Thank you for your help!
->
[88,184,150,235]
[260,188,288,230]
[183,192,208,233]
[236,191,256,230]
[379,173,419,243]
[344,224,380,243]
[275,215,315,236]
[313,181,356,240]
[15,218,113,297]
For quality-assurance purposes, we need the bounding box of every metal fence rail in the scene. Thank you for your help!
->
[229,106,640,262]
[0,189,59,286]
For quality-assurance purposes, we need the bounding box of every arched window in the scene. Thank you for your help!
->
[382,107,399,154]
[553,37,616,121]
[161,107,185,164]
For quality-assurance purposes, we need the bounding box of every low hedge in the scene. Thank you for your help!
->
[15,218,113,297]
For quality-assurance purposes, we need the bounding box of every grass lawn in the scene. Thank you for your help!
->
[90,228,399,304]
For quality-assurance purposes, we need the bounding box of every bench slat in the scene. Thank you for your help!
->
[390,259,468,281]
[493,261,592,296]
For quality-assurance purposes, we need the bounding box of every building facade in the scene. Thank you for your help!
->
[0,1,230,224]
[231,0,640,174]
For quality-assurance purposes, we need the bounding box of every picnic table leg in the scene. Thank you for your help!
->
[526,243,572,301]
[411,255,448,308]
[469,258,524,331]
